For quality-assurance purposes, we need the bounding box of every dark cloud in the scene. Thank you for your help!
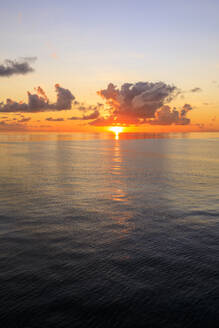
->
[46,117,65,122]
[74,102,103,113]
[0,84,75,113]
[180,103,192,116]
[148,104,192,125]
[97,82,177,122]
[18,117,31,123]
[190,87,202,93]
[94,81,178,125]
[0,116,31,125]
[0,79,194,127]
[0,57,37,77]
[91,81,192,126]
[78,105,87,111]
[54,84,75,110]
[83,110,100,120]
[68,110,100,121]
[0,120,29,131]
[68,116,80,120]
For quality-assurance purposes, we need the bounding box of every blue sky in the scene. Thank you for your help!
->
[1,0,219,83]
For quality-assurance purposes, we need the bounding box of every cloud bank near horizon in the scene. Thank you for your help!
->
[91,81,192,126]
[0,80,194,126]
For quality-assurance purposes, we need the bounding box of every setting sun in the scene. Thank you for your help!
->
[109,126,124,138]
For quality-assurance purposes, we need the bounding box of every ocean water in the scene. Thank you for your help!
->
[0,132,218,328]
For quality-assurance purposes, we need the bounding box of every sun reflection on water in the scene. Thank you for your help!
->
[111,140,129,205]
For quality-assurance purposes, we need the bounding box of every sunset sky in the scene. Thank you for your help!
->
[0,0,219,133]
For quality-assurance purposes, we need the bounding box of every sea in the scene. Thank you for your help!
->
[0,132,218,328]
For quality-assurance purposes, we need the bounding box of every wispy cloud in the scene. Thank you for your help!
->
[18,117,32,123]
[68,110,100,121]
[46,117,65,122]
[0,120,30,131]
[190,87,202,93]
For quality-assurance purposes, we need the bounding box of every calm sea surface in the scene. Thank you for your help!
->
[0,132,218,327]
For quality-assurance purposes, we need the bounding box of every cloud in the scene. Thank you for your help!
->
[21,56,37,62]
[0,84,75,113]
[54,84,75,110]
[74,102,103,113]
[91,81,192,126]
[46,117,64,122]
[181,103,192,115]
[0,79,194,127]
[82,110,100,120]
[0,116,31,127]
[0,120,30,131]
[97,82,177,118]
[95,81,177,125]
[35,86,48,102]
[68,116,81,120]
[0,57,37,77]
[18,117,31,123]
[68,110,100,121]
[148,104,192,125]
[190,87,202,93]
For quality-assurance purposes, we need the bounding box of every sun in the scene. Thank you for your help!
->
[109,126,124,139]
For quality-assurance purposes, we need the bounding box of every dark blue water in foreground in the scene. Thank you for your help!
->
[0,133,218,327]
